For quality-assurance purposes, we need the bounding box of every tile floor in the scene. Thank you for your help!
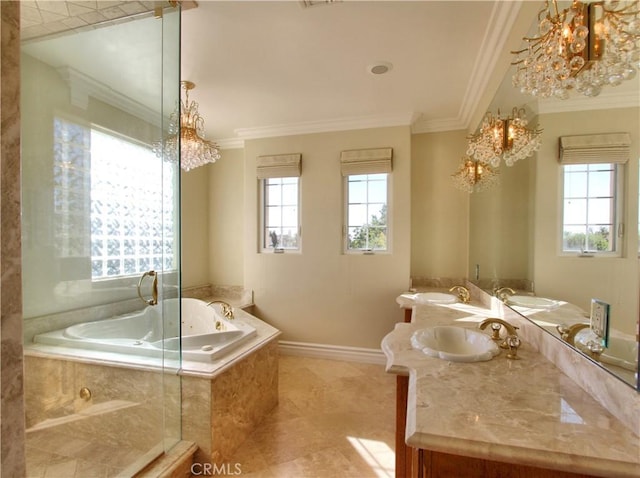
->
[229,355,397,478]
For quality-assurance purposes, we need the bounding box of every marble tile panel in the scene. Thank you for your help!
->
[1,3,26,477]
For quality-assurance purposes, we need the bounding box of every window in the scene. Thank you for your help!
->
[561,162,622,254]
[345,173,388,252]
[53,117,176,279]
[261,177,300,251]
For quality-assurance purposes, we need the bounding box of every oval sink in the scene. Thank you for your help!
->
[414,292,458,304]
[507,295,559,309]
[410,326,500,362]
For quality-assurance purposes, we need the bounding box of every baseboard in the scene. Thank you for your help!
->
[278,340,386,365]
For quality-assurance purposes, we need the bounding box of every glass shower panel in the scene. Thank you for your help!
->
[21,3,181,476]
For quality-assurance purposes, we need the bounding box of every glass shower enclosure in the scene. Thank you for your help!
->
[20,3,181,476]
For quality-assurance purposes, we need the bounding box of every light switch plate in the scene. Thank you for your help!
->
[590,299,610,347]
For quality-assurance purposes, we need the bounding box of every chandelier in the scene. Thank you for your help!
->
[512,0,640,99]
[153,81,221,171]
[451,156,500,193]
[466,108,543,167]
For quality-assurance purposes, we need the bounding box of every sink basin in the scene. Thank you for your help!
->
[414,292,458,304]
[507,295,559,309]
[410,326,500,362]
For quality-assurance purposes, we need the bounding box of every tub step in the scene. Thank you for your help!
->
[134,440,198,478]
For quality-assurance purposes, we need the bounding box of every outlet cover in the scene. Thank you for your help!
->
[590,299,610,347]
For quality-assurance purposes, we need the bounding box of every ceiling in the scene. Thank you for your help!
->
[20,1,639,149]
[181,0,520,147]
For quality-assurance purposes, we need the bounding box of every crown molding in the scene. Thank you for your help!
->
[57,66,160,125]
[412,1,524,135]
[215,137,246,150]
[537,89,640,115]
[233,112,415,140]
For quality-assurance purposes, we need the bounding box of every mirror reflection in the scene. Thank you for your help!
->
[468,8,639,389]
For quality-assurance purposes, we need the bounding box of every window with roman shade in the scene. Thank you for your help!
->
[559,133,629,255]
[257,153,302,252]
[341,148,393,253]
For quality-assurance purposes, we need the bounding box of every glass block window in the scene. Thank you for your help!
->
[345,173,388,252]
[562,163,621,254]
[53,118,92,258]
[53,117,176,279]
[262,177,300,251]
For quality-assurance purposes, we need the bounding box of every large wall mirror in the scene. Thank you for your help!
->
[468,8,639,390]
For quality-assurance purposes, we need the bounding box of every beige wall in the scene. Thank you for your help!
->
[411,130,469,279]
[181,165,210,288]
[208,148,245,286]
[468,150,534,283]
[534,107,639,335]
[242,127,411,349]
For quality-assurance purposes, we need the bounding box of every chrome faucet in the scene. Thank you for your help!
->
[449,285,470,303]
[494,287,515,302]
[207,300,235,320]
[479,318,520,358]
[556,323,589,346]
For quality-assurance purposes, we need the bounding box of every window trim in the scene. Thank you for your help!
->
[558,162,624,258]
[259,176,302,254]
[343,172,392,255]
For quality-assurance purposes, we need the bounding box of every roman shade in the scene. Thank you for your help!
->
[340,147,393,176]
[256,153,301,179]
[559,133,631,164]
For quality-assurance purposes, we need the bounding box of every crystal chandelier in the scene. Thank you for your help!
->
[451,156,500,193]
[466,107,543,167]
[153,81,221,171]
[512,0,640,99]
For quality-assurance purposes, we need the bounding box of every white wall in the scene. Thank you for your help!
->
[242,127,411,349]
[411,130,469,279]
[534,107,639,335]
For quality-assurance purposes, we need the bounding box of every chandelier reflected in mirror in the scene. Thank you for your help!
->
[466,107,543,167]
[451,156,500,193]
[153,80,221,171]
[512,0,640,99]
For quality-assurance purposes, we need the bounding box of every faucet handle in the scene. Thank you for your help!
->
[449,285,470,303]
[505,335,521,360]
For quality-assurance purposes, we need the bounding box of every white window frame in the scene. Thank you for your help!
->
[559,162,624,257]
[259,176,301,253]
[343,172,391,254]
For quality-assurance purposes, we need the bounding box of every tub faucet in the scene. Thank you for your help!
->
[207,300,235,320]
[449,285,470,303]
[556,323,589,346]
[479,318,520,355]
[494,287,515,302]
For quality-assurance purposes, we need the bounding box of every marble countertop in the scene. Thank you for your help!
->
[382,297,640,477]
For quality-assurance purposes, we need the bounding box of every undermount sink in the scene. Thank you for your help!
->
[410,326,500,362]
[507,295,559,310]
[414,292,458,304]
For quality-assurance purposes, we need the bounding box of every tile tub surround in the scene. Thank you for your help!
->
[183,284,254,309]
[383,300,640,477]
[182,338,279,467]
[24,355,181,476]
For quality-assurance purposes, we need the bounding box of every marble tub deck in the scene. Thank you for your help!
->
[383,296,640,478]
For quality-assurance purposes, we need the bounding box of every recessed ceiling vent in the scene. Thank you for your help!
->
[368,62,393,76]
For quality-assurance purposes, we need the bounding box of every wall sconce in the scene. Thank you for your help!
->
[451,156,500,193]
[466,107,542,168]
[512,0,640,99]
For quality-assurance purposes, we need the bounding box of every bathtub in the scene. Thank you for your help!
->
[32,298,257,362]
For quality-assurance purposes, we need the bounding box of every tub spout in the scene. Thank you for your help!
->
[207,300,234,320]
